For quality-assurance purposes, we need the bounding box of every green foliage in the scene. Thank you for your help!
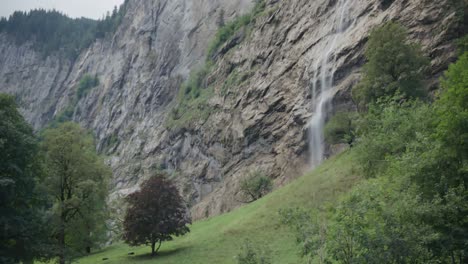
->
[0,3,128,59]
[324,111,358,146]
[41,122,110,262]
[325,178,436,264]
[70,151,359,264]
[236,239,272,264]
[168,0,268,129]
[166,63,214,130]
[48,74,100,128]
[354,99,435,178]
[279,208,327,263]
[436,52,468,159]
[77,74,99,99]
[450,0,467,30]
[352,22,429,107]
[0,93,52,263]
[123,173,191,256]
[456,35,468,55]
[207,0,266,61]
[239,171,273,203]
[280,37,468,264]
[221,69,252,96]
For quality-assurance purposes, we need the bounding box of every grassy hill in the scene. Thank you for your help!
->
[74,151,360,264]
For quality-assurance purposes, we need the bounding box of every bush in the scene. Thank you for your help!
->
[355,99,435,178]
[77,74,99,99]
[236,239,271,264]
[279,208,327,262]
[239,171,273,203]
[324,111,358,146]
[352,22,429,107]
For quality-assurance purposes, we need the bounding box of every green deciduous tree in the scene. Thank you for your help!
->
[436,52,468,161]
[239,171,273,203]
[41,122,110,263]
[123,173,191,256]
[355,99,435,178]
[0,93,52,264]
[326,178,436,264]
[352,22,429,107]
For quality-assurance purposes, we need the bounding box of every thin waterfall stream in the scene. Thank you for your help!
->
[308,0,354,167]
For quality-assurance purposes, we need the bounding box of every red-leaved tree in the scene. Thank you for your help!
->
[123,173,191,256]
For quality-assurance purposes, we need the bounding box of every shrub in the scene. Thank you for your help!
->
[324,111,358,146]
[207,0,266,61]
[355,99,435,178]
[77,74,99,99]
[236,239,271,264]
[239,171,273,203]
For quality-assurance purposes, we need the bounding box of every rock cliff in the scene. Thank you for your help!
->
[0,0,462,219]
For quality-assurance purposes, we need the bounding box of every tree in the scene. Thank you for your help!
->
[41,122,110,264]
[123,173,191,256]
[0,94,51,264]
[354,99,435,178]
[352,22,429,107]
[436,52,468,161]
[238,171,273,203]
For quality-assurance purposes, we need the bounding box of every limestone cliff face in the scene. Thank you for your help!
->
[0,0,461,219]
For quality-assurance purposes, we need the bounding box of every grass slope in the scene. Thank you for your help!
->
[74,151,360,264]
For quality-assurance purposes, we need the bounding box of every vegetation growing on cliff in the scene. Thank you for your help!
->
[167,0,269,130]
[207,0,267,61]
[238,171,273,203]
[77,74,100,99]
[352,22,429,108]
[0,1,128,59]
[49,74,100,127]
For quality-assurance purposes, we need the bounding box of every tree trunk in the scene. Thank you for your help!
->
[151,240,156,256]
[59,226,65,264]
[59,201,66,264]
[151,239,162,256]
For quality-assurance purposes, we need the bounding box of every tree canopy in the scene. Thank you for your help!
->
[352,22,429,107]
[123,173,191,256]
[41,122,110,263]
[0,2,128,59]
[0,93,51,264]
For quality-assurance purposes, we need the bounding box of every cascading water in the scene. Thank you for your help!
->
[308,0,353,167]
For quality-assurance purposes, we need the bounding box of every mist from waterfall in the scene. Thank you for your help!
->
[308,0,353,167]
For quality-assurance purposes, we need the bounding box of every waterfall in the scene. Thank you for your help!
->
[308,0,353,167]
